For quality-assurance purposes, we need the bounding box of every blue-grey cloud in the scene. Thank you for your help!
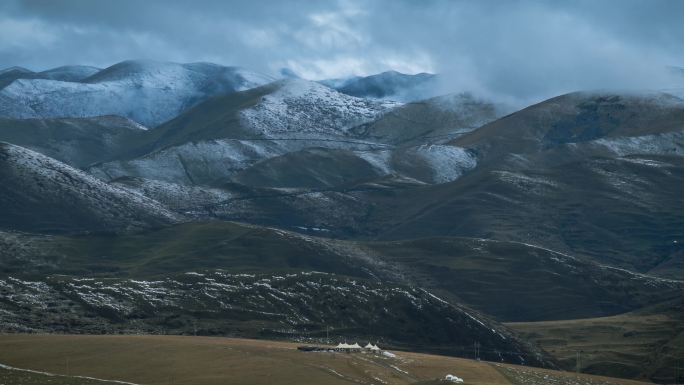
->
[1,0,683,104]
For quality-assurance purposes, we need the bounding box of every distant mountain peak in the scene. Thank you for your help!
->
[0,60,277,127]
[279,68,300,78]
[0,66,33,75]
[321,70,440,102]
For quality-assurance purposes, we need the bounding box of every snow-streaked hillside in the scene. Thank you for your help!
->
[0,60,276,126]
[229,144,477,188]
[390,144,478,184]
[90,139,286,185]
[0,142,180,233]
[89,79,397,185]
[90,136,387,186]
[0,270,542,365]
[240,78,398,138]
[588,130,684,157]
[111,177,234,214]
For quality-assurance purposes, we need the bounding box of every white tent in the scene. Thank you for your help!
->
[445,374,464,383]
[364,343,381,351]
[336,342,362,350]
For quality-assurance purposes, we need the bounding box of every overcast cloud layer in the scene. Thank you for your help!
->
[1,0,683,104]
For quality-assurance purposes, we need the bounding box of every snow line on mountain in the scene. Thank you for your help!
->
[196,184,392,208]
[206,136,395,147]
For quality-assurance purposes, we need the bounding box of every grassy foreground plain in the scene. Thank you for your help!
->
[0,334,653,385]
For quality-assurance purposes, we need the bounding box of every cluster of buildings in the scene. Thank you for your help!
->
[335,342,381,352]
[297,342,383,353]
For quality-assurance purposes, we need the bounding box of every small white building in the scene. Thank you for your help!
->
[364,343,381,352]
[335,342,362,352]
[445,374,464,383]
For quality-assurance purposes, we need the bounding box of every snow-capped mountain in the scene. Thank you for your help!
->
[321,70,440,102]
[89,79,397,185]
[239,78,398,138]
[87,81,507,188]
[0,60,276,126]
[1,57,684,383]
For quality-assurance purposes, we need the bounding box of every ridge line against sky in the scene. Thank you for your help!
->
[1,0,684,104]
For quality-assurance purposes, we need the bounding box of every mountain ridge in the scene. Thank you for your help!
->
[0,60,276,126]
[0,142,181,234]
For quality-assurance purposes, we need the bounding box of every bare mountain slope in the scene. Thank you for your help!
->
[0,116,147,168]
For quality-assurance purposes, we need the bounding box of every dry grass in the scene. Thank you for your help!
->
[494,363,654,385]
[0,334,653,385]
[507,311,684,382]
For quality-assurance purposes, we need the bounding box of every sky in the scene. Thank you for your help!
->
[1,0,683,104]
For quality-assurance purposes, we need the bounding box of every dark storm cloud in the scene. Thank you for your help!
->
[1,0,683,103]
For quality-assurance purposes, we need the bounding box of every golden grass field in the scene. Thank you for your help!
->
[0,334,656,385]
[508,310,684,382]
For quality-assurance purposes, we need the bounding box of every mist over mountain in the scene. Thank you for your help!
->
[4,0,683,104]
[0,54,683,382]
[1,1,683,384]
[320,71,441,102]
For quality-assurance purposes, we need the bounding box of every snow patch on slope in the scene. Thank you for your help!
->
[355,150,393,174]
[240,79,398,138]
[353,145,477,184]
[409,144,477,183]
[112,178,234,213]
[91,139,287,184]
[590,130,684,156]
